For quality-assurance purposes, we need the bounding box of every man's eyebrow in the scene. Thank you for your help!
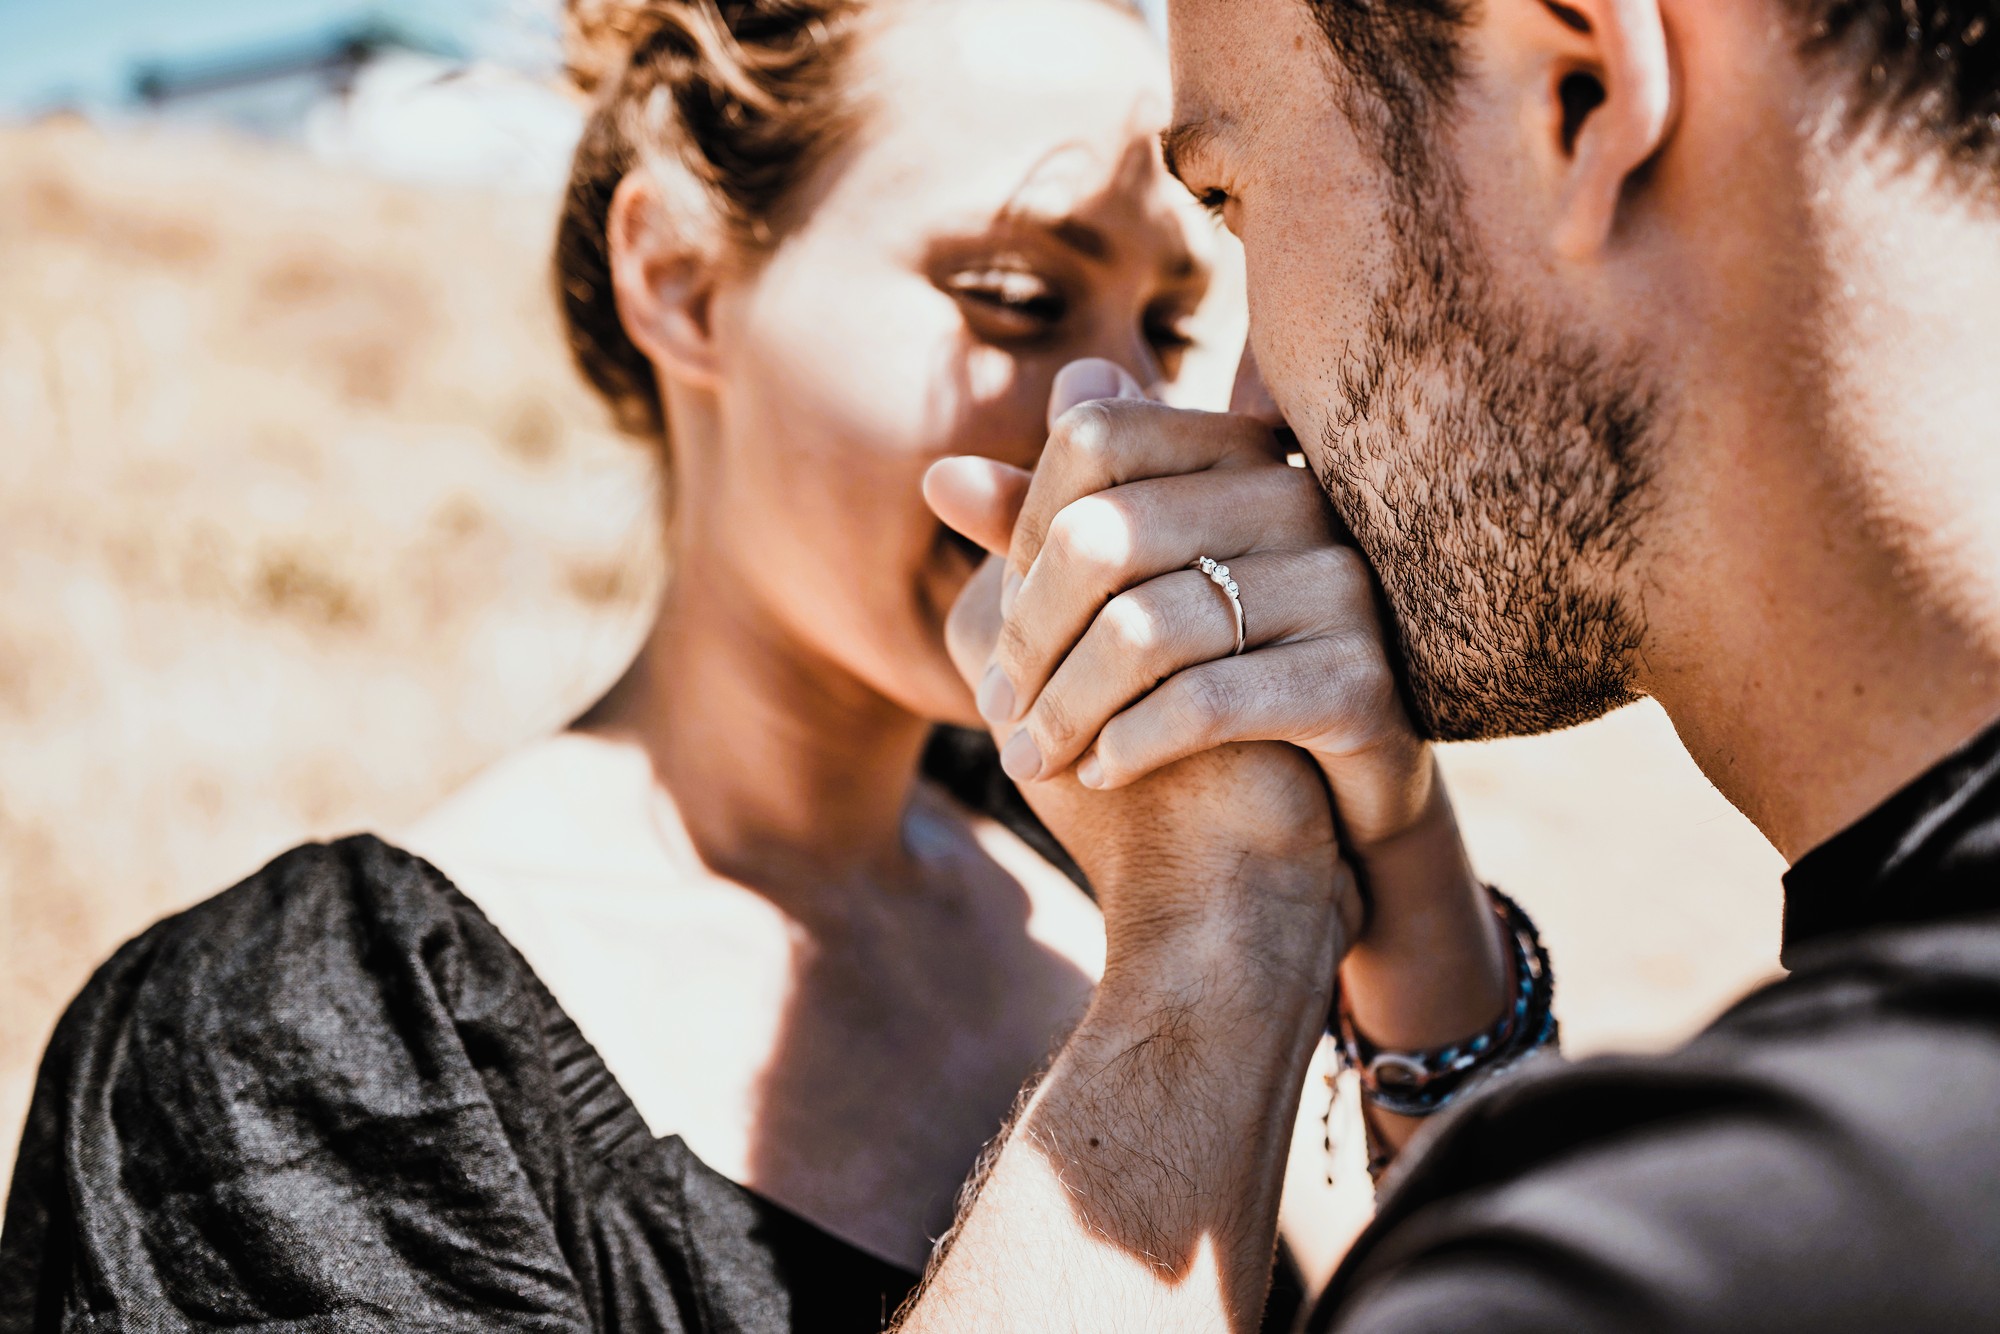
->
[1159,117,1221,185]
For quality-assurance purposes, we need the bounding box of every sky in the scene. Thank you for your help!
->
[0,0,1168,117]
[0,0,556,113]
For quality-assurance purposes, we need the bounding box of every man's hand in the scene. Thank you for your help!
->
[897,366,1360,1332]
[904,556,1350,1334]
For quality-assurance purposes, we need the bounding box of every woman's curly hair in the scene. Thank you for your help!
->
[555,0,872,440]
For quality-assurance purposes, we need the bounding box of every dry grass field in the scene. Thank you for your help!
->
[0,120,662,1186]
[0,118,1786,1196]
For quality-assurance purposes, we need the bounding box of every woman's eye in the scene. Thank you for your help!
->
[946,268,1068,338]
[1195,188,1230,221]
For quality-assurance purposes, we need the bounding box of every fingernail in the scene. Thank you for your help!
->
[1053,359,1125,411]
[1077,754,1104,789]
[1000,730,1043,783]
[976,665,1016,725]
[1000,570,1023,617]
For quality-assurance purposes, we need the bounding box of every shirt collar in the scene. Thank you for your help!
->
[1781,716,2000,967]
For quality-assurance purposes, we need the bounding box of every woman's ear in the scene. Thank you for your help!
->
[607,170,724,390]
[1502,0,1676,261]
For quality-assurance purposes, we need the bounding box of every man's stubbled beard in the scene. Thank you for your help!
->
[1313,134,1662,742]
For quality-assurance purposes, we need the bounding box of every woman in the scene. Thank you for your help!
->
[0,0,1376,1329]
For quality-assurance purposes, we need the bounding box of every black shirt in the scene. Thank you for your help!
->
[0,836,921,1332]
[1308,719,2000,1333]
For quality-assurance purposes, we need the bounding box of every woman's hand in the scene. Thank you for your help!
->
[930,360,1433,858]
[927,358,1512,1117]
[943,553,1360,976]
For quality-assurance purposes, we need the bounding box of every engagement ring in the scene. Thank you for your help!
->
[1190,556,1247,657]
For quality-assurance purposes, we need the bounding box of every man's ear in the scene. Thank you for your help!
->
[1502,0,1676,261]
[606,169,724,389]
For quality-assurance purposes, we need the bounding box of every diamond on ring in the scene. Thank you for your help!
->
[1188,555,1247,657]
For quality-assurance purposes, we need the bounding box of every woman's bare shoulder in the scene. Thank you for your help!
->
[402,732,672,880]
[396,730,785,979]
[398,733,801,1155]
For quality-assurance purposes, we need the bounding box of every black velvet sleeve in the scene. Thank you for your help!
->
[0,837,616,1333]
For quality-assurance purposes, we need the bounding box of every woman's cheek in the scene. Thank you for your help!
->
[921,341,1065,470]
[768,330,957,469]
[743,263,959,454]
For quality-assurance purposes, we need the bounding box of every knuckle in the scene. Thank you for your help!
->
[1052,401,1120,465]
[1310,544,1371,601]
[1102,590,1162,655]
[1326,543,1369,583]
[1043,507,1080,561]
[1168,668,1233,742]
[995,609,1036,668]
[1284,465,1330,511]
[1031,686,1076,746]
[1325,635,1398,710]
[1048,496,1135,578]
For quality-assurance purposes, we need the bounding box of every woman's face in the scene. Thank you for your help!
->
[685,0,1220,727]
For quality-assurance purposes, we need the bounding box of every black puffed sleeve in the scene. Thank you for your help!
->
[0,836,626,1333]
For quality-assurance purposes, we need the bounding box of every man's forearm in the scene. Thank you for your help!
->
[898,905,1338,1334]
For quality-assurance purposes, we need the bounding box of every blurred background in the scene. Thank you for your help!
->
[0,0,1785,1192]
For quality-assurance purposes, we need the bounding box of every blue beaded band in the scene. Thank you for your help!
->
[1333,886,1558,1119]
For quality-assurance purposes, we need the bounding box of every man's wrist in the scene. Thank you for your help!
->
[1092,882,1341,1100]
[1092,854,1349,1000]
[1075,918,1338,1208]
[1098,930,1339,1041]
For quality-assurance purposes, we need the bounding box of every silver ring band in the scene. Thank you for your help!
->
[1189,556,1246,657]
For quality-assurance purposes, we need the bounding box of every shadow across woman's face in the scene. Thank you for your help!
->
[687,0,1220,727]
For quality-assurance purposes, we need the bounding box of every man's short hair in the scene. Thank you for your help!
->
[1302,0,1470,176]
[1305,0,2000,187]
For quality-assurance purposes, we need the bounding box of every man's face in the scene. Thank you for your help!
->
[1165,0,1665,740]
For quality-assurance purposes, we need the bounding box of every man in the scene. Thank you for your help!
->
[896,0,2000,1330]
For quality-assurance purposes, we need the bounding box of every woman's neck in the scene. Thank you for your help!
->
[580,552,935,899]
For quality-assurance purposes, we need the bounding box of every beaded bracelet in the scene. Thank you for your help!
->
[1333,886,1558,1119]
